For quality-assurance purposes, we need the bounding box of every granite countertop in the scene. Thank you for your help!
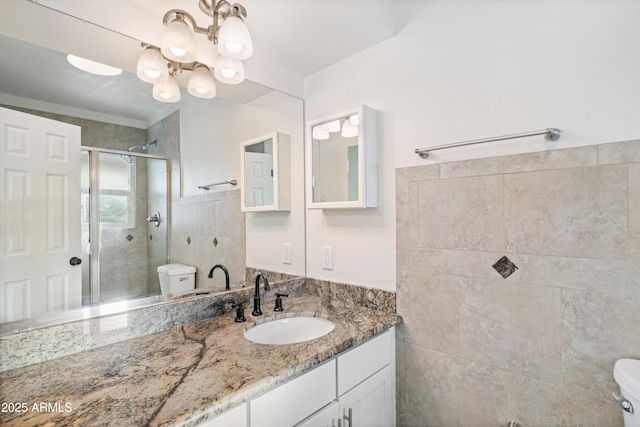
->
[0,293,399,427]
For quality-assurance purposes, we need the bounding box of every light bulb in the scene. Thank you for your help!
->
[222,67,236,78]
[341,119,359,138]
[323,120,341,133]
[225,42,243,54]
[313,126,330,140]
[170,47,187,58]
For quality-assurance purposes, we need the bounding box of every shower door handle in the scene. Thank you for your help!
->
[146,211,161,227]
[69,257,82,266]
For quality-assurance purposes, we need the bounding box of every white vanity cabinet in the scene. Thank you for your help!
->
[198,403,247,427]
[200,328,395,427]
[298,327,395,427]
[251,360,337,427]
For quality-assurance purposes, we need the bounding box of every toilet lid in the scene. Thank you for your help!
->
[157,263,196,275]
[614,359,640,400]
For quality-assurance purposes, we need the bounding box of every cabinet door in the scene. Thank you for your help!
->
[198,403,247,427]
[338,329,392,396]
[296,402,339,427]
[338,365,394,427]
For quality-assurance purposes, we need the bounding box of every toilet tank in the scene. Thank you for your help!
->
[157,263,196,295]
[614,358,640,427]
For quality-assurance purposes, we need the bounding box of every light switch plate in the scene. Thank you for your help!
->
[321,246,333,270]
[283,243,292,265]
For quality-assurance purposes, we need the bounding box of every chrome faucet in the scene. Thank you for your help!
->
[208,264,230,291]
[252,272,270,316]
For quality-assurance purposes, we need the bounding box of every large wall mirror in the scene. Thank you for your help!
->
[0,5,305,334]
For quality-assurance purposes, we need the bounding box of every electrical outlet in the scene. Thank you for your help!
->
[321,246,333,270]
[283,243,292,265]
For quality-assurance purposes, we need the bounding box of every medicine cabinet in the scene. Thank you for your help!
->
[241,132,291,212]
[306,105,377,209]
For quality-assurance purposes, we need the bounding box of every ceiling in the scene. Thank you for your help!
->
[0,0,399,126]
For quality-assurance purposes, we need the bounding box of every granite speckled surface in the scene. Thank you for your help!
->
[0,277,305,372]
[0,293,399,427]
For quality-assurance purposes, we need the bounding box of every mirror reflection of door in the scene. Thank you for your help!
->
[244,139,274,208]
[347,145,359,201]
[0,107,82,322]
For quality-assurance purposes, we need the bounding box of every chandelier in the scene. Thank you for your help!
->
[136,0,253,103]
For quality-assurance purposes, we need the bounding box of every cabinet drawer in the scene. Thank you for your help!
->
[337,329,392,396]
[251,359,336,427]
[198,403,247,427]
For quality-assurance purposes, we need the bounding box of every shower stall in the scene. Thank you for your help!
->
[80,146,170,306]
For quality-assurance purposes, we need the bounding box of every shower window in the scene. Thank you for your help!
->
[81,152,136,228]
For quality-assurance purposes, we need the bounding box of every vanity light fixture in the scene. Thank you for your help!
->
[341,115,359,138]
[312,115,360,140]
[136,0,253,103]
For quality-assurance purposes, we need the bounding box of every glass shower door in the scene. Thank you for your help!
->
[81,149,168,306]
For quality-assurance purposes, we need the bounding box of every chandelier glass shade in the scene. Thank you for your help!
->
[188,64,217,98]
[160,16,197,63]
[213,56,244,84]
[136,46,169,83]
[137,0,253,103]
[217,14,253,60]
[153,76,181,103]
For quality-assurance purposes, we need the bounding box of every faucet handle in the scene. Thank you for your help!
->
[274,293,289,312]
[232,302,246,323]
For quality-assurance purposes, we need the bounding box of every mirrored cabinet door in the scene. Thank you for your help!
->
[241,132,291,212]
[306,105,377,209]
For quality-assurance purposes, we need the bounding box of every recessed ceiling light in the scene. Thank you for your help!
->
[67,54,122,76]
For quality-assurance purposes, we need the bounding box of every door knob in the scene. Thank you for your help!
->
[69,257,82,266]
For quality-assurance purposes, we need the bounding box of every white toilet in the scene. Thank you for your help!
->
[157,263,196,295]
[614,358,640,427]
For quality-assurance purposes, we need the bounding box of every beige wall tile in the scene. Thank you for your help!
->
[418,175,504,252]
[630,163,640,260]
[509,254,640,297]
[459,277,562,383]
[562,289,640,400]
[403,343,507,426]
[396,142,638,427]
[504,165,627,259]
[507,373,622,426]
[400,271,460,354]
[441,145,597,179]
[598,139,640,165]
[409,248,509,280]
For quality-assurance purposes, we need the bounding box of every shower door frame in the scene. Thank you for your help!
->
[81,146,171,306]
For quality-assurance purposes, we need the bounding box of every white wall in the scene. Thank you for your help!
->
[304,0,640,290]
[180,90,306,276]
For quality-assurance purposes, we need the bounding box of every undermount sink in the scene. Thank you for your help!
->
[244,316,335,345]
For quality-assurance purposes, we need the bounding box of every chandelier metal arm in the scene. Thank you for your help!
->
[163,1,247,45]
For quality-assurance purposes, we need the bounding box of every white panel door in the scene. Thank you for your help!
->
[244,152,274,207]
[0,107,82,322]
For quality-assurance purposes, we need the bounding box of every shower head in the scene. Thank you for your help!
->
[127,139,158,153]
[119,154,134,165]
